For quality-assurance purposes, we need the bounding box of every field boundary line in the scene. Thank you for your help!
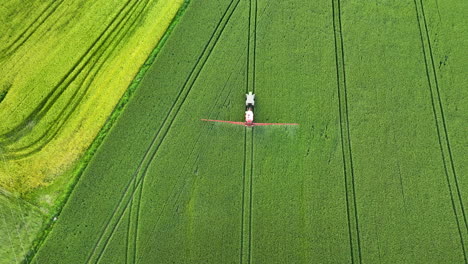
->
[331,0,362,263]
[85,1,241,262]
[413,0,467,260]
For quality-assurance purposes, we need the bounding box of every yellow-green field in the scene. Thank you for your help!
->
[33,0,467,263]
[0,0,183,262]
[0,0,182,194]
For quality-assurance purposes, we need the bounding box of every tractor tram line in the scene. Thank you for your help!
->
[240,0,257,263]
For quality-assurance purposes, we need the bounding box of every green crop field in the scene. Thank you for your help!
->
[2,0,467,263]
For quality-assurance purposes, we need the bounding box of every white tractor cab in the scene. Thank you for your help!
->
[245,92,255,126]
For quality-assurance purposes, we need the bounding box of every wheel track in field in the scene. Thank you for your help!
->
[84,1,241,262]
[240,0,257,263]
[126,180,135,264]
[249,3,257,261]
[129,2,242,261]
[240,127,254,264]
[3,0,151,160]
[0,0,146,159]
[248,129,254,263]
[240,128,247,263]
[0,0,65,60]
[331,0,362,263]
[134,61,242,263]
[1,0,140,145]
[413,0,467,260]
[0,0,136,141]
[0,0,134,124]
[129,1,241,262]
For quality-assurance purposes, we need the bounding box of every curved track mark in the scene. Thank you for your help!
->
[0,0,136,142]
[0,0,65,59]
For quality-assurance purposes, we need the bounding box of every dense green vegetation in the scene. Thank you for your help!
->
[7,0,468,263]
